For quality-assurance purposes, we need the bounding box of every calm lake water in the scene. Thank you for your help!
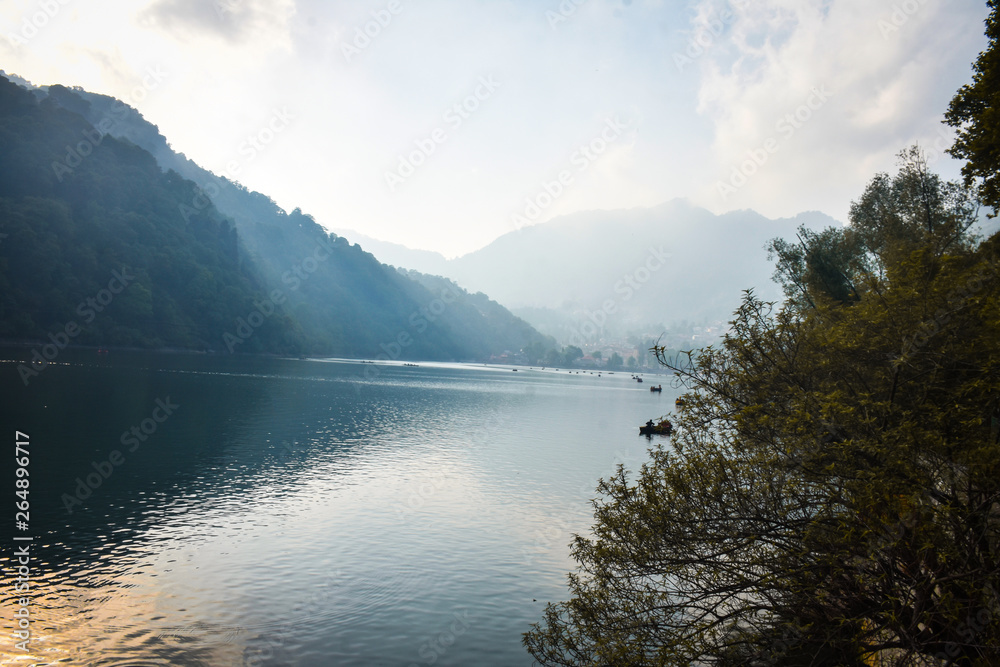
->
[0,349,678,666]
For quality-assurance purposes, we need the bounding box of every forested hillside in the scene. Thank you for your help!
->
[0,76,301,352]
[0,75,553,359]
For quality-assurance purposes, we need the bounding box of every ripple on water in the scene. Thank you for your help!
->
[1,354,673,665]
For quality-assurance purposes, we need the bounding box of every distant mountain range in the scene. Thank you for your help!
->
[18,71,967,358]
[339,202,841,343]
[0,74,553,360]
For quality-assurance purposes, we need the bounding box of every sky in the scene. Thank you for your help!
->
[0,0,990,258]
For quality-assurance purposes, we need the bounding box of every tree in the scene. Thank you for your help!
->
[608,352,623,370]
[769,147,979,311]
[525,340,550,365]
[947,1,1000,214]
[592,350,603,361]
[524,160,1000,666]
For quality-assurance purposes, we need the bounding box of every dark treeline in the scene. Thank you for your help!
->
[0,76,554,360]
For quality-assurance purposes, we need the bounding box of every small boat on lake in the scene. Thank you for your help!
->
[650,385,662,393]
[639,418,672,436]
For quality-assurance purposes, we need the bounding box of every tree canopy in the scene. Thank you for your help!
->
[768,148,979,311]
[525,9,1000,660]
[947,1,1000,214]
[524,152,1000,665]
[0,75,552,360]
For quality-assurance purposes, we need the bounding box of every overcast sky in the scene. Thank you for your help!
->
[1,0,990,257]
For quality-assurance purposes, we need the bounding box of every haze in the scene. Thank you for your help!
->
[1,0,988,257]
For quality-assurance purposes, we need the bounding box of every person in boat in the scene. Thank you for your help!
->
[646,419,654,429]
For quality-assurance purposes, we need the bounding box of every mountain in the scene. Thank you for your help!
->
[397,269,553,360]
[340,200,840,343]
[0,76,298,353]
[1,75,553,360]
[334,229,452,276]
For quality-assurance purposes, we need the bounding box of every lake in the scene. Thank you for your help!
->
[0,349,679,666]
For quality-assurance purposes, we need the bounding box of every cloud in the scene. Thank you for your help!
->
[137,0,296,47]
[690,0,989,221]
[4,0,986,257]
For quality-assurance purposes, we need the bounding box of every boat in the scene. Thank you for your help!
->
[639,419,672,436]
[675,397,686,407]
[636,377,643,383]
[650,385,662,392]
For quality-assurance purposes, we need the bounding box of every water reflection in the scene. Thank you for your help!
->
[0,350,676,665]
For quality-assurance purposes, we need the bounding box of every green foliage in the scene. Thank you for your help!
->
[1,75,551,360]
[769,147,979,310]
[607,352,623,370]
[524,339,554,365]
[0,76,299,352]
[541,345,589,368]
[947,1,1000,213]
[525,161,1000,665]
[396,269,556,360]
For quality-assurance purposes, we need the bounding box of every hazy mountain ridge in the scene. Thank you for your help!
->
[344,202,841,343]
[336,230,452,277]
[3,75,552,359]
[0,76,297,353]
[22,76,849,351]
[398,269,554,359]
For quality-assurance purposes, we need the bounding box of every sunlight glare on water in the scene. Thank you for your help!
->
[0,352,679,666]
